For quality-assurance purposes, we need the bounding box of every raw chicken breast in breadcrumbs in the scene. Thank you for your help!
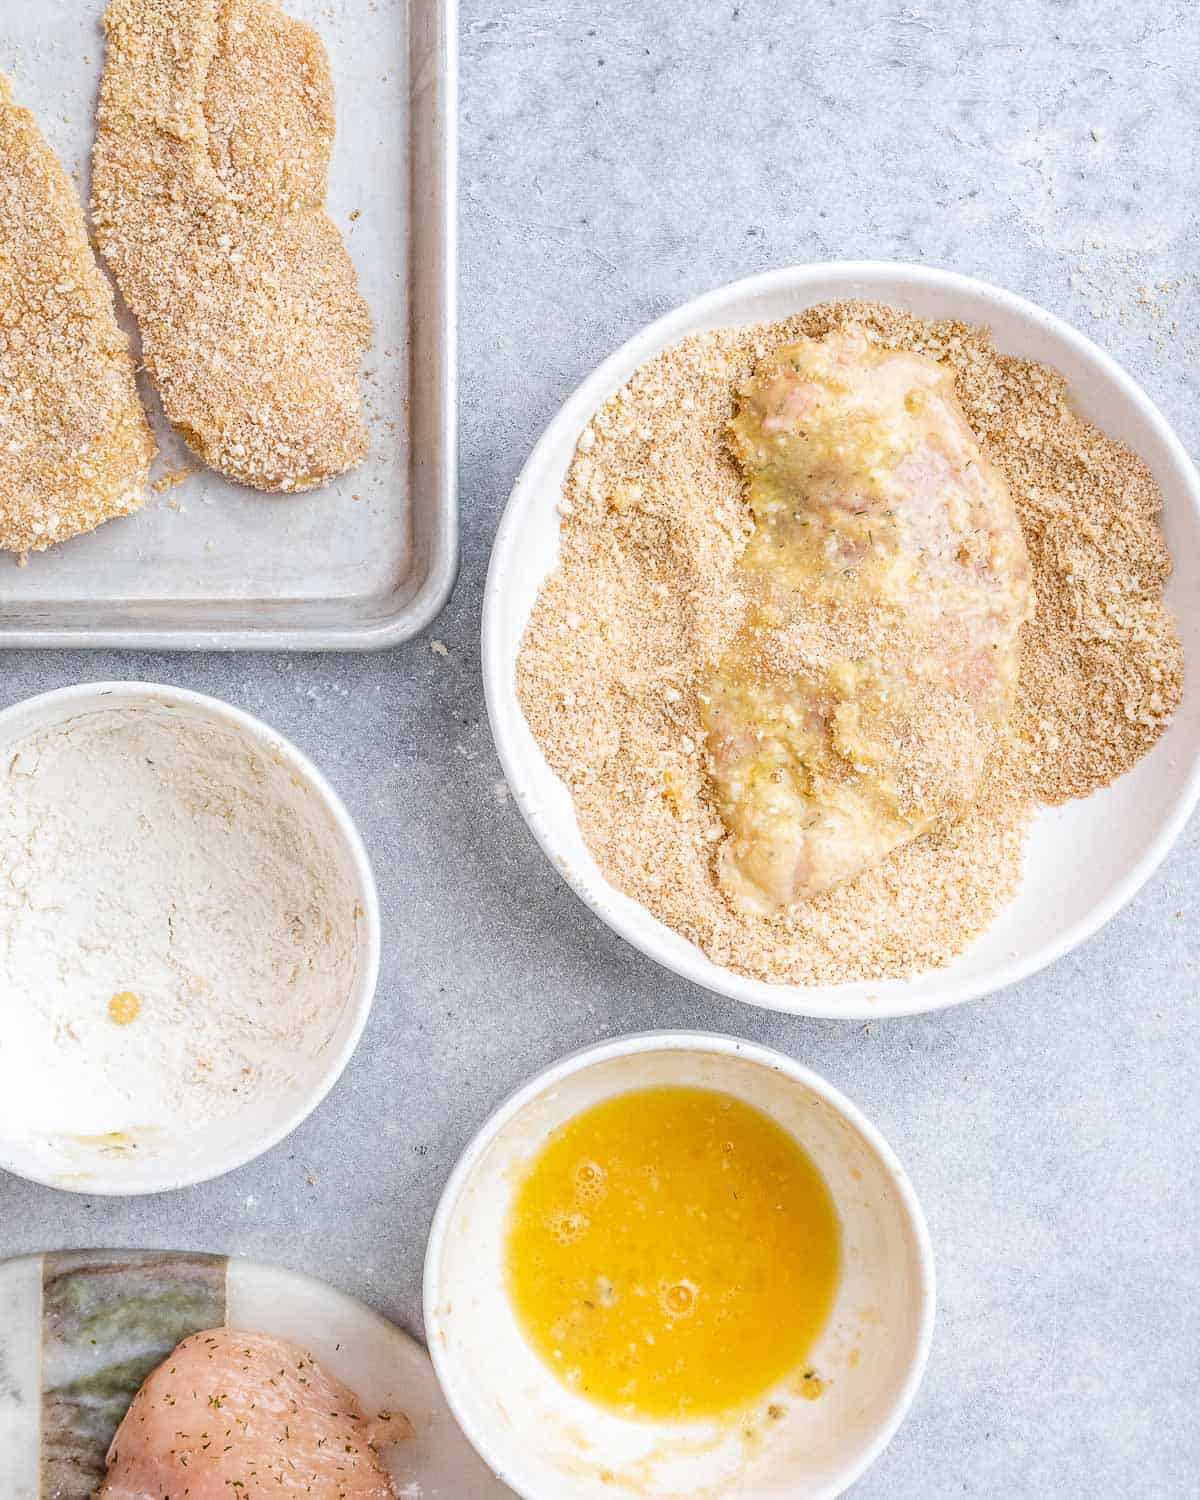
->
[703,325,1034,911]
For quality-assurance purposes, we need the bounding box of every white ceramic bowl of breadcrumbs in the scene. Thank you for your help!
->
[483,263,1200,1019]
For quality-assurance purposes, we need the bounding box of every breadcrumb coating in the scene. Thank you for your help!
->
[0,73,154,555]
[92,0,371,493]
[517,302,1184,985]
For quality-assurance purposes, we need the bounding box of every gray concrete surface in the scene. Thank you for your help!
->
[2,1,1198,1495]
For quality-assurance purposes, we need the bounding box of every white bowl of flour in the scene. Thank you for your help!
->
[0,683,380,1194]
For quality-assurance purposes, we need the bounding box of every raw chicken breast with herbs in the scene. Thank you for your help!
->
[96,1327,399,1499]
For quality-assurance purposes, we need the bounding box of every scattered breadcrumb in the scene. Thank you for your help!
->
[0,72,154,554]
[430,639,449,657]
[517,301,1184,985]
[92,0,371,493]
[151,465,196,494]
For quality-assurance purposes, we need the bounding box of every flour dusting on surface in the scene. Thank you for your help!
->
[0,703,359,1140]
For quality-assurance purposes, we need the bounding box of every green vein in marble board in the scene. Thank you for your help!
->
[41,1250,226,1500]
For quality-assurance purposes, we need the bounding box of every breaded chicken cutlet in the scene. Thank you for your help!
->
[92,0,371,494]
[0,73,154,555]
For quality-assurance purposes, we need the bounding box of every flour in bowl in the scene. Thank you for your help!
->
[0,702,360,1140]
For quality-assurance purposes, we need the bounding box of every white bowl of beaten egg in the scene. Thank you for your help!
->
[0,682,380,1194]
[425,1031,934,1500]
[483,262,1200,1017]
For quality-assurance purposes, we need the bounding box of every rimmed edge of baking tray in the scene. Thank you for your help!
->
[1,0,459,653]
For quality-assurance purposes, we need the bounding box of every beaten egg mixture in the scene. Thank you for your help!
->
[505,1086,840,1420]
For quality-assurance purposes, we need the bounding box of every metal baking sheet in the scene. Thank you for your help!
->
[0,0,457,650]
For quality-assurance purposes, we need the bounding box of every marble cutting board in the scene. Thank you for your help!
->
[0,1249,514,1499]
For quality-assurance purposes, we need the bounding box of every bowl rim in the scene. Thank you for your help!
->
[481,259,1200,1019]
[0,680,382,1196]
[423,1028,937,1500]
